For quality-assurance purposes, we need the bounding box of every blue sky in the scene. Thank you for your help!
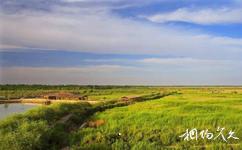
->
[0,0,242,85]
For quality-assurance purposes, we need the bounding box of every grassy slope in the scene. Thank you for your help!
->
[0,103,93,150]
[70,88,242,150]
[0,86,164,150]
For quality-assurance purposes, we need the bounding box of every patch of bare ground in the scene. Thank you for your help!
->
[56,114,73,124]
[79,119,105,129]
[87,119,105,128]
[86,100,100,104]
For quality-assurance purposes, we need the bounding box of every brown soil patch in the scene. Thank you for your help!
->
[87,119,105,128]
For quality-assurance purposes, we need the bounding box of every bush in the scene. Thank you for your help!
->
[0,120,49,150]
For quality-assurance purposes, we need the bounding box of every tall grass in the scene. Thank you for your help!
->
[1,86,242,149]
[70,88,242,150]
[0,103,91,150]
[0,91,168,150]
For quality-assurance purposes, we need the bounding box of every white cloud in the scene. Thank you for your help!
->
[62,0,122,2]
[140,58,238,66]
[1,10,242,59]
[145,8,242,25]
[1,65,137,74]
[0,65,140,84]
[1,63,242,85]
[0,44,24,50]
[1,1,242,85]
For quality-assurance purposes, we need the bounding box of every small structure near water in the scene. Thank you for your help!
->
[41,92,88,101]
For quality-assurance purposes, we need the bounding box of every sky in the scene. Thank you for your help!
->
[0,0,242,85]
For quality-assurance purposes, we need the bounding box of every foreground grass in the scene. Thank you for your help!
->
[1,86,242,150]
[0,90,166,150]
[0,103,93,150]
[70,89,242,150]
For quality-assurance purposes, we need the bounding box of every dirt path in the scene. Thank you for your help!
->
[56,114,73,124]
[86,100,100,104]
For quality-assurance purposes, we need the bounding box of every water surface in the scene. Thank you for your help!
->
[0,103,37,120]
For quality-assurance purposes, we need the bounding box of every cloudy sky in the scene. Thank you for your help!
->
[0,0,242,85]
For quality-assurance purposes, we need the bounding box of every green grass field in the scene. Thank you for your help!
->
[1,85,242,150]
[70,88,242,149]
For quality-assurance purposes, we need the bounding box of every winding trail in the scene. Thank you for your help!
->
[56,114,73,124]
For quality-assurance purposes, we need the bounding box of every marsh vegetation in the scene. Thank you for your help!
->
[0,85,242,149]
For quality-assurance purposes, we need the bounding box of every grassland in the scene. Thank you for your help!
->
[0,85,242,150]
[70,88,242,150]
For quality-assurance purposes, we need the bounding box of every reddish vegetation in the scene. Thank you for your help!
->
[88,119,105,128]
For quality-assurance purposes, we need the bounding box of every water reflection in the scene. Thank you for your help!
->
[4,103,9,109]
[0,103,37,120]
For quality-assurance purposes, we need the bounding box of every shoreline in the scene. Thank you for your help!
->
[0,99,86,105]
[0,100,22,104]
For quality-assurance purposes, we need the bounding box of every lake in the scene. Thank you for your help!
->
[0,103,37,120]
